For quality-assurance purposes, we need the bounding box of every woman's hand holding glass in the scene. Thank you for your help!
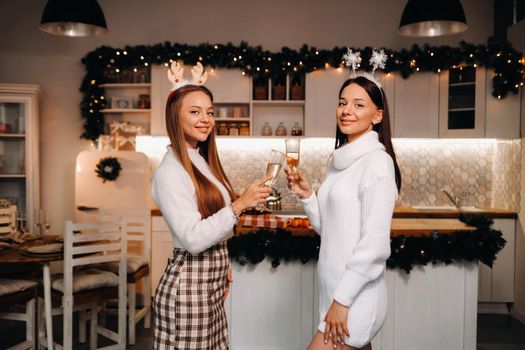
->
[285,167,313,199]
[231,175,273,214]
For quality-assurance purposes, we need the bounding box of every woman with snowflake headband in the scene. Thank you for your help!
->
[151,61,272,349]
[286,49,401,350]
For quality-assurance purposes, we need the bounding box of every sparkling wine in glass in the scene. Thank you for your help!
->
[285,138,301,193]
[264,149,285,189]
[285,138,300,170]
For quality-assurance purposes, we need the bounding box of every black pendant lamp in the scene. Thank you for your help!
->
[39,0,108,37]
[398,0,468,37]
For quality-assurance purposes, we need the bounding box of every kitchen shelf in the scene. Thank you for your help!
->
[215,118,251,122]
[449,82,476,87]
[0,133,25,138]
[252,100,305,106]
[449,108,475,112]
[99,83,151,89]
[100,108,151,113]
[0,174,26,178]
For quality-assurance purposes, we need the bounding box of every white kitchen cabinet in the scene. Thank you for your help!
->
[99,83,151,136]
[484,69,521,138]
[305,69,394,138]
[439,66,487,138]
[250,74,305,137]
[305,68,347,137]
[478,218,516,311]
[150,65,173,135]
[393,71,439,138]
[0,84,40,231]
[230,260,316,350]
[151,216,173,292]
[206,68,251,103]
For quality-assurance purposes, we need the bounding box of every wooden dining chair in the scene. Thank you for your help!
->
[0,278,37,350]
[97,208,151,345]
[38,220,127,350]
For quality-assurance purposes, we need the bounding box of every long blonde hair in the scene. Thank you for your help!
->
[165,85,236,218]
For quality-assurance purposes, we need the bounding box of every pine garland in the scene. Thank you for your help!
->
[227,214,506,273]
[80,38,524,141]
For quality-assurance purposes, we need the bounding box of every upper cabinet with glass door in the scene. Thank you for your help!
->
[0,84,40,231]
[439,66,486,138]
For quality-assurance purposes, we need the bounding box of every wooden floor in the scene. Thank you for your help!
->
[0,313,524,349]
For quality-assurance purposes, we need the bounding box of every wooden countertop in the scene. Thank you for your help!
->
[234,218,476,238]
[152,206,517,219]
[392,205,517,219]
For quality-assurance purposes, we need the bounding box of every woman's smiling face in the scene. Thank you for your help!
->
[336,83,383,142]
[179,90,216,148]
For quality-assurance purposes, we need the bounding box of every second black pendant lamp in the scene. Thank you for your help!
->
[398,0,468,37]
[39,0,108,37]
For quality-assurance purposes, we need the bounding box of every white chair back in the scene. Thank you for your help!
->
[62,220,127,349]
[99,208,151,264]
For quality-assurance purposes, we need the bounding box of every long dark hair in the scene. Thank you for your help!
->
[165,85,236,218]
[335,77,401,192]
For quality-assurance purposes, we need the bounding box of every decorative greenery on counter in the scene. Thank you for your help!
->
[95,157,122,183]
[388,214,506,273]
[80,38,524,140]
[227,214,506,273]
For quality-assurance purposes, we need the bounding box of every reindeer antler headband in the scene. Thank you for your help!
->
[343,48,387,89]
[167,61,208,90]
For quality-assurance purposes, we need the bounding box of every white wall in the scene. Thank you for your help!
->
[0,0,495,232]
[508,19,525,324]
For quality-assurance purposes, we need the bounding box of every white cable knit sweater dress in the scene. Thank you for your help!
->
[301,131,398,347]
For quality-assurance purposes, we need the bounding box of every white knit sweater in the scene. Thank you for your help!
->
[151,147,235,254]
[301,131,398,347]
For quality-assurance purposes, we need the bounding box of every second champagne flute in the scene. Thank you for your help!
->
[285,138,301,193]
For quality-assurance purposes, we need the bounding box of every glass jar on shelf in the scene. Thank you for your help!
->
[261,122,272,136]
[275,122,287,136]
[239,122,250,136]
[291,122,303,136]
[217,123,229,136]
[137,94,150,109]
[228,123,239,136]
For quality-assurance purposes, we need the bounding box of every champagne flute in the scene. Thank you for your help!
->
[16,212,27,233]
[265,149,286,188]
[285,138,301,193]
[34,209,43,236]
[256,149,285,211]
[42,210,51,235]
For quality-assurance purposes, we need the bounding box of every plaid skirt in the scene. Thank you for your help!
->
[153,241,230,349]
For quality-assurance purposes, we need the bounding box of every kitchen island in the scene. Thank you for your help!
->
[150,210,510,350]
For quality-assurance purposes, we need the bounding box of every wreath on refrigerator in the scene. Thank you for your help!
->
[95,157,122,183]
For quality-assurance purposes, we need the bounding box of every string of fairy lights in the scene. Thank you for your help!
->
[80,38,524,141]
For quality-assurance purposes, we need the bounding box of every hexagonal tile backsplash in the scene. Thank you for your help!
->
[137,137,521,212]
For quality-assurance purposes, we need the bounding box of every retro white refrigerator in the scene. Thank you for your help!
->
[74,150,150,222]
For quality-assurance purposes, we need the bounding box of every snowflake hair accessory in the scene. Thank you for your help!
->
[167,61,208,90]
[369,49,387,74]
[342,48,387,89]
[343,49,362,74]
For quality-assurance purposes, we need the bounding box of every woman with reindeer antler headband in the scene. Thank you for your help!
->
[286,49,401,350]
[151,62,272,349]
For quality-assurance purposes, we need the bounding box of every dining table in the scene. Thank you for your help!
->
[0,235,64,350]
